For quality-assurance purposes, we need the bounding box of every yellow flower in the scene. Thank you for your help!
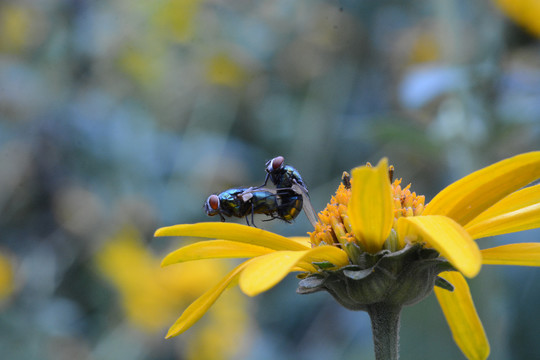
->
[0,251,15,304]
[494,0,540,37]
[0,4,32,53]
[206,53,247,88]
[155,152,540,360]
[153,0,202,43]
[96,226,249,360]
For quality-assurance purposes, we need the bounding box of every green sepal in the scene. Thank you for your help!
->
[313,261,336,270]
[434,276,455,291]
[343,266,374,280]
[297,244,453,310]
[345,241,365,263]
[297,274,326,294]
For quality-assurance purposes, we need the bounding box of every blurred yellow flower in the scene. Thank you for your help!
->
[409,31,440,64]
[0,4,31,53]
[156,152,540,360]
[0,251,14,304]
[153,0,202,43]
[495,0,540,36]
[95,226,249,359]
[117,48,160,89]
[207,53,248,87]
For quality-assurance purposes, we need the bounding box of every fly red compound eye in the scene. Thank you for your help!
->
[207,194,220,210]
[272,156,285,170]
[270,156,284,171]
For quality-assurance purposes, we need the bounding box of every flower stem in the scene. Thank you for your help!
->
[367,303,402,360]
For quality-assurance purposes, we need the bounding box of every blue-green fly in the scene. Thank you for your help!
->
[262,156,318,227]
[205,187,302,226]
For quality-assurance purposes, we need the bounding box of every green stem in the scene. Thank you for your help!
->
[367,303,402,360]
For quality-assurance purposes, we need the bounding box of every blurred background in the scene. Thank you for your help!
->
[1,0,540,359]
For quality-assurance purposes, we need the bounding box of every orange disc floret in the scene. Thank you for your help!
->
[309,178,352,247]
[309,168,425,251]
[391,179,425,226]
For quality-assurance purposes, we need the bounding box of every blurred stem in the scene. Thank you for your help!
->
[367,303,402,360]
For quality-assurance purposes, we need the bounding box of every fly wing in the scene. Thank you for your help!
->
[240,191,253,202]
[291,182,318,228]
[240,187,277,202]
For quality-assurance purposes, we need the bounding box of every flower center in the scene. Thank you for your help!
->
[309,170,425,251]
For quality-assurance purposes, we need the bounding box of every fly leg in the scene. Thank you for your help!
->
[253,173,270,190]
[262,214,291,223]
[250,203,258,228]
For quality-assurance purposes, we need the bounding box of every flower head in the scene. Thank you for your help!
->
[155,152,540,359]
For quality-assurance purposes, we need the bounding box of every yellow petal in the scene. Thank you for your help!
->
[348,158,394,252]
[466,184,540,226]
[294,262,318,273]
[481,243,540,266]
[165,260,252,338]
[464,183,540,239]
[465,203,540,239]
[161,240,274,267]
[303,245,349,267]
[239,251,306,297]
[397,215,481,278]
[424,152,540,226]
[434,272,490,360]
[154,222,309,251]
[239,246,349,296]
[288,236,313,247]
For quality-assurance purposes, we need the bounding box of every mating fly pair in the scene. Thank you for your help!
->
[204,156,318,227]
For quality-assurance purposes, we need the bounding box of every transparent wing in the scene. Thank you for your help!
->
[291,182,318,228]
[240,187,277,202]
